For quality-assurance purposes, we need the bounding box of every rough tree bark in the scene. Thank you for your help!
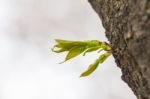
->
[88,0,150,99]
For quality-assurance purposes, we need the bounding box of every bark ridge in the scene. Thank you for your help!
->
[88,0,150,99]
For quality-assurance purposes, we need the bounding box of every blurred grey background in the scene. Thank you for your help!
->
[0,0,136,99]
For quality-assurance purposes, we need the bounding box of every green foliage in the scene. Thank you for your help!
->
[52,39,112,77]
[83,46,101,56]
[80,52,111,77]
[60,46,85,64]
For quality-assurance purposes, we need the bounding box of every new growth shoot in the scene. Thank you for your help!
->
[52,39,112,77]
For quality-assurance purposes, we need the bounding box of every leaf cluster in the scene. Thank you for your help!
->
[52,39,112,77]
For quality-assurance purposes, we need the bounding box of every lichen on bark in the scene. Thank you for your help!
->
[88,0,150,99]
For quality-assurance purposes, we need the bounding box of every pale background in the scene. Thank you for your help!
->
[0,0,136,99]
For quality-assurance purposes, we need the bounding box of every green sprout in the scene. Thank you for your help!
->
[52,39,112,77]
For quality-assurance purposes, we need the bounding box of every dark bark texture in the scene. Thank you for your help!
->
[88,0,150,99]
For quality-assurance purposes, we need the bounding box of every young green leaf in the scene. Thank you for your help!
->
[60,46,86,64]
[80,58,100,77]
[98,52,111,63]
[55,39,76,50]
[55,39,89,51]
[83,46,101,56]
[86,40,101,47]
[80,52,111,77]
[51,45,67,53]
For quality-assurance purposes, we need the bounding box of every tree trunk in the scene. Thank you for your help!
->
[88,0,150,99]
